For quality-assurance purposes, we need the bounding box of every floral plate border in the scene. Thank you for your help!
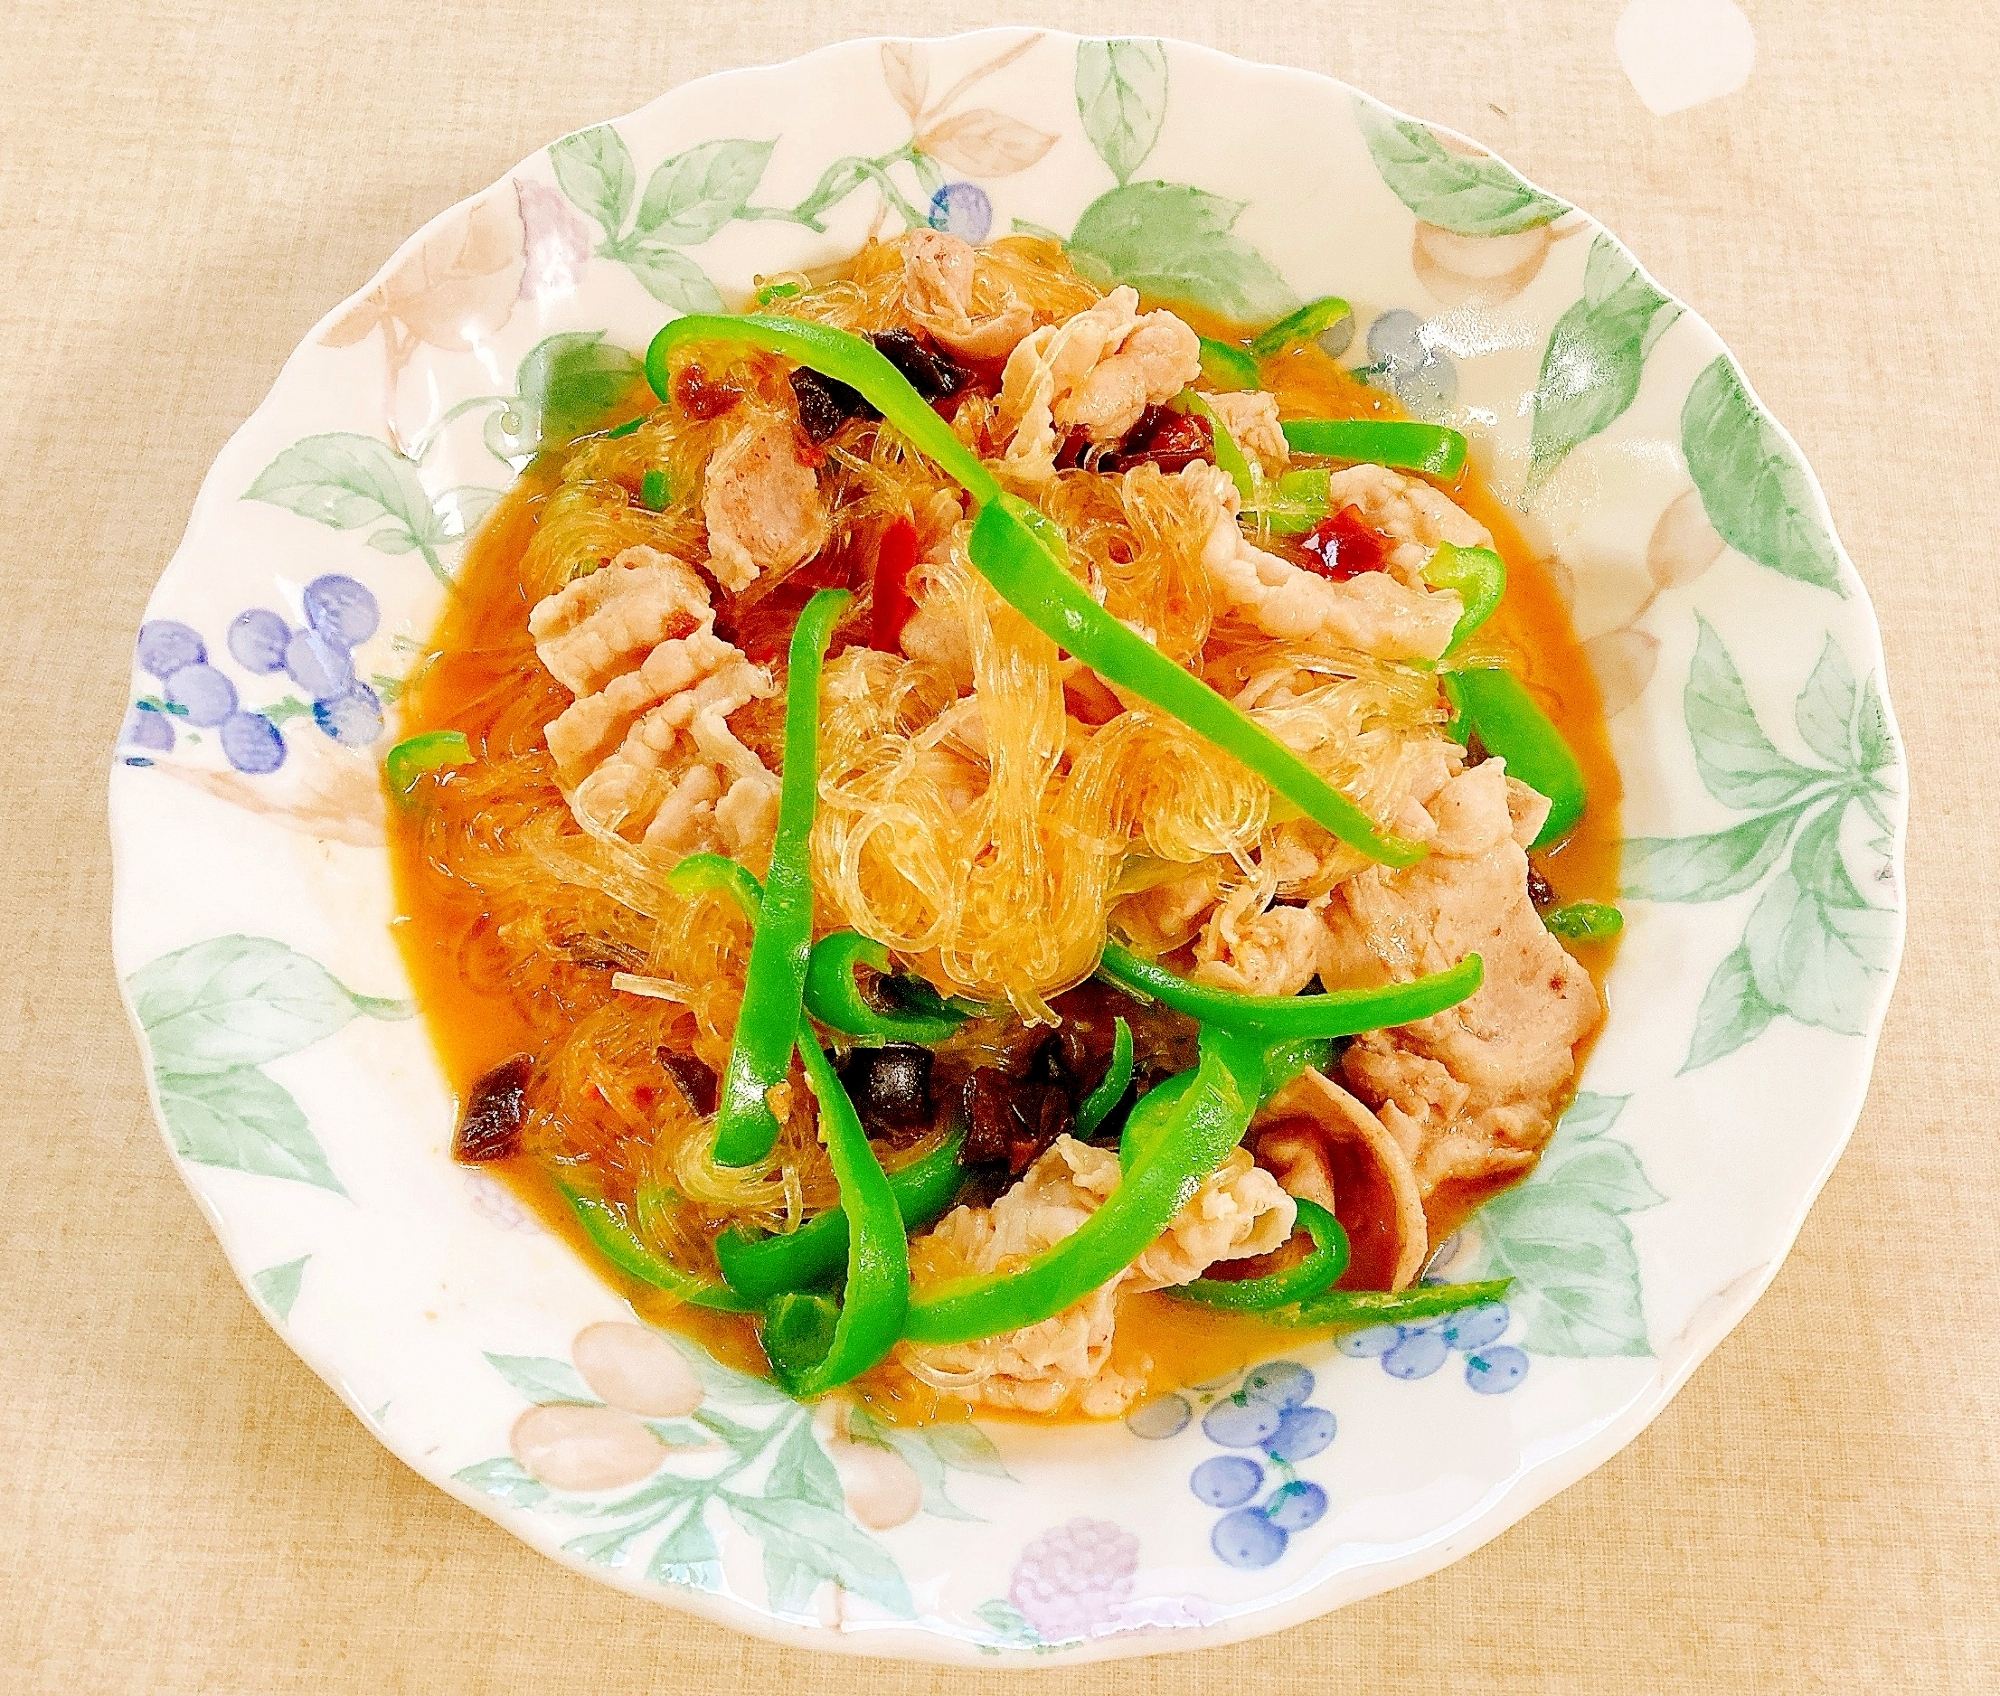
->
[107,30,1905,1662]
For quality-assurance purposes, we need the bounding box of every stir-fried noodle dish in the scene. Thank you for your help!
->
[391,230,1621,1420]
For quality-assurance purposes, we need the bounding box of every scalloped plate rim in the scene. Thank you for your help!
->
[106,26,1907,1664]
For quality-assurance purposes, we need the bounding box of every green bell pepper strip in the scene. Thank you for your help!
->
[1442,666,1586,847]
[1251,295,1354,359]
[639,467,669,510]
[555,1182,757,1311]
[1422,541,1507,658]
[644,312,1423,870]
[904,1025,1267,1346]
[1542,901,1623,942]
[1096,939,1484,1038]
[1246,467,1334,536]
[714,1124,967,1303]
[686,852,949,1339]
[756,1019,911,1396]
[1116,1033,1331,1178]
[1197,337,1260,391]
[1172,1197,1349,1310]
[1269,1276,1513,1329]
[1181,390,1256,503]
[1117,1067,1197,1172]
[802,929,965,1044]
[665,850,765,915]
[605,414,648,440]
[1255,1034,1335,1102]
[385,728,471,799]
[1280,418,1468,477]
[649,313,1004,501]
[1073,1016,1134,1136]
[710,587,850,1167]
[973,497,1425,866]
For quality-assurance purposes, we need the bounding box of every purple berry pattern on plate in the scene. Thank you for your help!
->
[120,575,386,772]
[1126,1359,1336,1571]
[1336,1297,1530,1394]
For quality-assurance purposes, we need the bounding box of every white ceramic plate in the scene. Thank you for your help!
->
[109,30,1905,1662]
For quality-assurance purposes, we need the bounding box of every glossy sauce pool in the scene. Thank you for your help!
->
[386,319,1622,1416]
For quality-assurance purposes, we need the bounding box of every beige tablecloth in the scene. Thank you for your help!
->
[4,1,1993,1690]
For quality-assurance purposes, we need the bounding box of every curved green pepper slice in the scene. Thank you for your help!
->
[802,929,965,1044]
[1197,337,1260,391]
[1096,940,1483,1038]
[710,587,849,1167]
[758,1020,910,1396]
[644,312,1423,870]
[666,850,765,915]
[1074,1016,1134,1136]
[904,1025,1266,1346]
[555,1182,756,1311]
[1181,390,1256,502]
[1254,1034,1336,1106]
[1542,900,1622,941]
[1269,1276,1513,1328]
[1422,541,1506,658]
[972,497,1425,866]
[1251,295,1354,359]
[1442,666,1586,846]
[1280,418,1467,477]
[714,1124,967,1304]
[1172,1196,1349,1309]
[385,728,471,800]
[1248,466,1336,535]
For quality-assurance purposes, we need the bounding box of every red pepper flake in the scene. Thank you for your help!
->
[672,362,741,421]
[870,513,921,653]
[1299,505,1388,581]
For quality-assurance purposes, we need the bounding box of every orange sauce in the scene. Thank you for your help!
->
[386,302,1620,1415]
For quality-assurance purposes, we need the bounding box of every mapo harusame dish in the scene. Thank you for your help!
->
[388,228,1620,1421]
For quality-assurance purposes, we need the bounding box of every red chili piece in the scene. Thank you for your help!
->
[870,514,921,653]
[1299,505,1387,581]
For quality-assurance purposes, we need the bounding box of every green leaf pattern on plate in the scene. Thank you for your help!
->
[1067,182,1293,320]
[647,1500,723,1589]
[479,331,646,463]
[848,1404,1013,1522]
[129,936,410,1195]
[1526,233,1681,495]
[1073,39,1169,185]
[243,432,477,588]
[453,1333,984,1617]
[483,1352,599,1406]
[973,1597,1044,1650]
[1623,621,1898,1071]
[1469,1094,1662,1356]
[549,125,636,235]
[159,1068,340,1192]
[454,1456,551,1509]
[638,139,778,243]
[1682,355,1845,594]
[250,1255,310,1323]
[549,125,745,311]
[1355,99,1569,236]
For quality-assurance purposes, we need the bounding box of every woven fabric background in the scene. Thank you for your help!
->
[4,1,1993,1690]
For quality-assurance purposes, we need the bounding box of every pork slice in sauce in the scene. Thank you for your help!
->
[1318,760,1603,1199]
